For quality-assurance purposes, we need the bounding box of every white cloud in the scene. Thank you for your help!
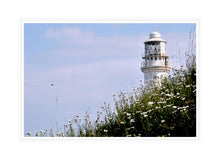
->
[43,26,145,58]
[42,47,142,58]
[44,27,95,46]
[44,26,144,47]
[43,27,193,68]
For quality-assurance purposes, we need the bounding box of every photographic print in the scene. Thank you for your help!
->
[23,22,197,137]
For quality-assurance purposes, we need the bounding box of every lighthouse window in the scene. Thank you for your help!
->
[159,57,161,60]
[151,57,153,60]
[147,57,149,60]
[155,57,157,60]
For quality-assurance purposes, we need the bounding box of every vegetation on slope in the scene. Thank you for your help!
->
[26,64,196,137]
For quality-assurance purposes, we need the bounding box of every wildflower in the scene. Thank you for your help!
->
[126,113,131,116]
[142,112,147,115]
[176,93,180,95]
[172,110,177,114]
[173,106,177,109]
[155,106,160,109]
[161,120,165,123]
[136,111,141,114]
[39,130,44,133]
[130,126,135,129]
[186,85,190,88]
[130,119,135,123]
[182,97,186,101]
[165,94,171,97]
[120,121,125,124]
[104,129,108,133]
[158,101,166,104]
[26,132,31,136]
[35,132,39,136]
[144,115,148,118]
[148,101,154,105]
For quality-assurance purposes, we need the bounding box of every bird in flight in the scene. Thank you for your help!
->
[51,84,54,86]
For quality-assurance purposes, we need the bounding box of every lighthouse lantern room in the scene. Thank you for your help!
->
[141,29,171,83]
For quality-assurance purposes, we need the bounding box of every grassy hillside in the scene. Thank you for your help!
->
[26,64,196,137]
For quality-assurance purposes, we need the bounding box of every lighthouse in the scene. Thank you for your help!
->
[141,30,171,84]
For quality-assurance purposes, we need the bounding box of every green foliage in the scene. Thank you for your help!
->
[92,66,196,137]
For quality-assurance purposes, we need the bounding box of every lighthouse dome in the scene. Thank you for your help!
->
[145,30,166,43]
[150,31,161,38]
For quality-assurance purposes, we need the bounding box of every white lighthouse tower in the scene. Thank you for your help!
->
[141,29,171,84]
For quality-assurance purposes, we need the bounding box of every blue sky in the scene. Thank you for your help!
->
[24,22,196,135]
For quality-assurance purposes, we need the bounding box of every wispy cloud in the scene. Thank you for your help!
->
[43,26,145,57]
[42,27,191,63]
[44,26,144,46]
